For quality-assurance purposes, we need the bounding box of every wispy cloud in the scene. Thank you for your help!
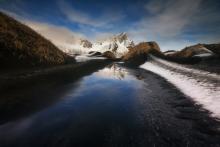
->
[0,0,219,51]
[127,0,220,50]
[26,21,85,44]
[57,0,125,28]
[0,0,30,19]
[0,9,85,45]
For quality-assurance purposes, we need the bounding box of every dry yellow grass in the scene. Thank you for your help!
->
[102,51,116,59]
[0,11,72,68]
[171,43,220,58]
[171,44,203,58]
[123,41,160,61]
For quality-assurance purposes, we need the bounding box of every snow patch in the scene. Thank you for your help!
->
[75,55,106,62]
[164,51,176,55]
[194,47,212,55]
[193,53,215,57]
[192,47,215,57]
[140,55,220,118]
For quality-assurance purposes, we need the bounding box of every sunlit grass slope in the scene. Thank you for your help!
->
[0,11,74,68]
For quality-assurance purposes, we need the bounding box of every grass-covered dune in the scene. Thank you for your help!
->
[123,41,160,61]
[171,43,220,58]
[122,42,162,66]
[0,11,74,68]
[102,51,116,59]
[122,41,202,66]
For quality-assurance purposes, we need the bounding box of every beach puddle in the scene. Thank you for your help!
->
[0,64,145,146]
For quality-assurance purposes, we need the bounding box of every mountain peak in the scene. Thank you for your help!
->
[90,32,135,56]
[117,32,127,43]
[106,32,129,44]
[57,32,135,57]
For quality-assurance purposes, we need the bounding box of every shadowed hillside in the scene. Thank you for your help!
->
[0,11,74,68]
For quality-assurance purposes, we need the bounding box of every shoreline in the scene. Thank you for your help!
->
[0,59,113,105]
[0,60,113,97]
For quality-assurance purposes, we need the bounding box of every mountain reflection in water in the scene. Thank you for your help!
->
[98,63,127,80]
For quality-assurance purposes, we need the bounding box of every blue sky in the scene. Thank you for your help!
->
[0,0,220,51]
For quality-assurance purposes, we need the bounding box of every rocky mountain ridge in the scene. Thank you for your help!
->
[57,32,135,57]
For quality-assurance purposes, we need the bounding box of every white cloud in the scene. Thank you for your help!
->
[0,7,119,45]
[0,0,31,19]
[127,0,220,51]
[26,21,85,44]
[131,0,200,45]
[1,0,219,51]
[90,33,112,43]
[0,9,85,45]
[57,0,125,28]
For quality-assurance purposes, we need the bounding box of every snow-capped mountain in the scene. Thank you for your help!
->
[57,32,135,57]
[57,36,92,55]
[90,32,134,56]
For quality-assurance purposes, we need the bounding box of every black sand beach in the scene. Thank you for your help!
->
[0,61,220,147]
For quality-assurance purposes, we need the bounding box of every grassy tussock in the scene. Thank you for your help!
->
[123,41,160,61]
[123,41,201,65]
[171,44,203,57]
[171,43,220,58]
[102,51,116,59]
[0,11,71,68]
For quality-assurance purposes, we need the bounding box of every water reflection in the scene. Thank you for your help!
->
[98,64,127,80]
[0,64,143,147]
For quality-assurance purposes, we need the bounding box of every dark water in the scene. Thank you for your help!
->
[0,63,220,147]
[0,64,145,147]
